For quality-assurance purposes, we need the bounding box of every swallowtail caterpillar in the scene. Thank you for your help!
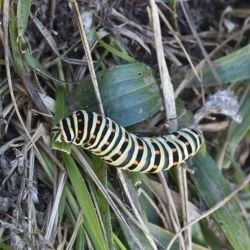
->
[52,110,204,173]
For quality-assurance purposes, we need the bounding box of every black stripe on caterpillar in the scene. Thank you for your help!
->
[52,110,204,173]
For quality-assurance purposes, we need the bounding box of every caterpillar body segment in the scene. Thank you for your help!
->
[53,110,204,173]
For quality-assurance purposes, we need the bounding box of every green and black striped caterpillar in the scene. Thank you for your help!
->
[52,110,204,173]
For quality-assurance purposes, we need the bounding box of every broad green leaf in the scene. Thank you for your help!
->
[73,63,163,126]
[192,152,250,250]
[25,58,162,127]
[62,153,108,250]
[187,44,250,87]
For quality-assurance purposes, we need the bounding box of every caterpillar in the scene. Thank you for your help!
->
[52,110,204,173]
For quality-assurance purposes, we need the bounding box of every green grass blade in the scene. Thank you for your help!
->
[192,152,250,250]
[52,86,71,153]
[91,157,114,250]
[0,243,12,250]
[200,221,222,250]
[112,233,127,250]
[187,45,250,87]
[9,6,23,74]
[227,93,250,155]
[75,226,85,250]
[62,153,108,250]
[17,0,32,37]
[148,223,210,250]
[24,53,63,83]
[65,190,86,248]
[95,33,135,63]
[108,178,156,250]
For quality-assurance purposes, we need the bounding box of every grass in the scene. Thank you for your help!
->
[1,0,250,249]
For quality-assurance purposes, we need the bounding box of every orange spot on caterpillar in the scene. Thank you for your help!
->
[96,119,101,124]
[185,141,190,145]
[155,150,160,155]
[78,119,83,122]
[78,130,82,134]
[171,148,177,152]
[152,165,158,169]
[91,135,96,139]
[125,138,129,142]
[105,141,110,145]
[133,160,139,165]
[117,151,122,155]
[138,146,144,150]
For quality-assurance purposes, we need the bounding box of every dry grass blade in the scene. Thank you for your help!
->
[157,8,202,99]
[149,1,191,249]
[3,1,33,147]
[21,69,50,115]
[149,0,176,125]
[44,172,66,243]
[179,1,222,88]
[116,26,151,54]
[66,211,84,250]
[117,171,157,249]
[70,0,104,115]
[31,14,60,56]
[167,169,250,250]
